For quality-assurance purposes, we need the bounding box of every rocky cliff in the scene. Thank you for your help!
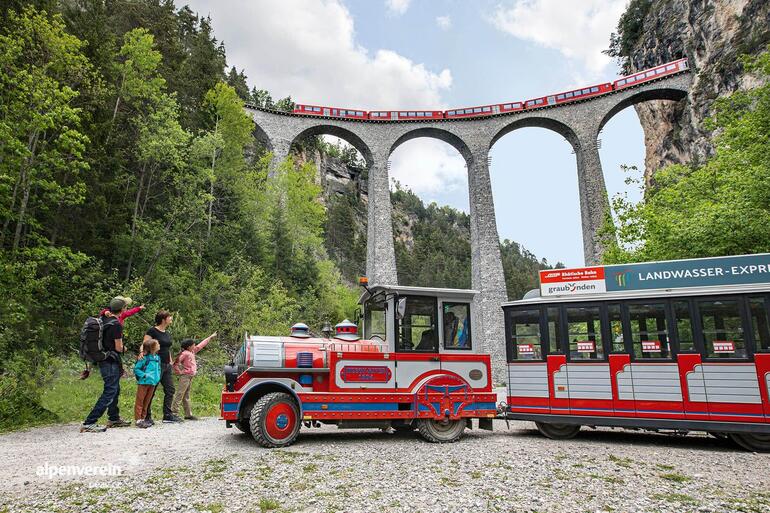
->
[614,0,769,179]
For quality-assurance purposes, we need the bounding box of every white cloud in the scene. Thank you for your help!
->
[436,15,452,30]
[386,0,411,15]
[178,0,450,109]
[389,139,467,200]
[489,0,626,75]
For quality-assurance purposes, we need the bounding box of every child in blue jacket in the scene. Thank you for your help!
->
[134,339,161,428]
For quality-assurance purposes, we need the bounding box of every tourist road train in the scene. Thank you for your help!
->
[221,252,770,451]
[288,58,689,121]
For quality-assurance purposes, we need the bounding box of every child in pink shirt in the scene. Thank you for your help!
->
[171,332,216,420]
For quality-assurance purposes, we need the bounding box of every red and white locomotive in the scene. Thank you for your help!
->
[221,281,496,447]
[289,58,689,121]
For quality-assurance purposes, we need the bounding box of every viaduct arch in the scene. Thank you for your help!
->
[245,71,693,380]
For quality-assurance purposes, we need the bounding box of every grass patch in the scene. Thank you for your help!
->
[652,492,697,504]
[588,473,624,484]
[36,357,222,428]
[607,455,633,468]
[259,498,280,511]
[303,463,318,473]
[470,470,482,479]
[203,458,229,477]
[659,472,692,483]
[655,463,675,471]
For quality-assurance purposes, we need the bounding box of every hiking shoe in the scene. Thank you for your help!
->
[80,424,106,433]
[106,418,131,428]
[136,420,150,429]
[144,418,155,426]
[162,415,183,423]
[184,416,199,421]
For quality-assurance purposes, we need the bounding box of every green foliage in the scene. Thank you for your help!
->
[0,3,360,431]
[605,47,770,264]
[605,0,653,71]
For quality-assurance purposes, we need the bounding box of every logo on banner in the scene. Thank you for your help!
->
[540,267,607,297]
[339,366,392,383]
[713,341,735,353]
[641,340,661,352]
[576,341,595,352]
[614,270,632,288]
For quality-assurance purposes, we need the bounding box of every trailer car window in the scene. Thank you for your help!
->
[608,304,625,352]
[566,305,603,360]
[749,297,770,352]
[546,307,562,354]
[443,302,472,350]
[674,300,695,352]
[698,299,747,358]
[628,302,671,359]
[509,308,543,360]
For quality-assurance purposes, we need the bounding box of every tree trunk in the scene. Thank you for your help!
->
[12,130,39,252]
[0,171,22,248]
[125,163,147,281]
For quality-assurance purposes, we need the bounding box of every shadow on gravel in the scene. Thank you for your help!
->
[507,425,742,452]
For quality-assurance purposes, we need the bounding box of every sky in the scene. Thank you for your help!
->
[174,0,644,268]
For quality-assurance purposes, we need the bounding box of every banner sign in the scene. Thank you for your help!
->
[713,341,735,354]
[540,253,770,297]
[576,341,595,352]
[339,366,392,383]
[517,344,534,354]
[641,340,661,352]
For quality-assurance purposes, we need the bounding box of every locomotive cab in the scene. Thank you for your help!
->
[359,284,478,355]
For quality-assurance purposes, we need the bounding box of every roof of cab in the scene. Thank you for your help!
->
[358,284,478,304]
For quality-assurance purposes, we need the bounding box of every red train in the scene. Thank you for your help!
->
[290,58,689,121]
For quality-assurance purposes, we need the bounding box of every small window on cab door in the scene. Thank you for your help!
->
[443,302,472,350]
[509,308,544,360]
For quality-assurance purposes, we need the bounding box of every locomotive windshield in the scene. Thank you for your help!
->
[363,295,387,341]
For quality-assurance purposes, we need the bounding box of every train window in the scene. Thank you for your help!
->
[397,295,437,352]
[509,308,544,360]
[608,304,625,352]
[617,80,626,86]
[697,299,747,359]
[408,112,416,116]
[628,302,671,359]
[473,108,481,113]
[557,94,565,100]
[483,107,491,112]
[357,111,363,116]
[566,305,604,360]
[749,297,770,352]
[364,296,387,341]
[565,92,573,98]
[546,307,562,354]
[627,76,636,83]
[591,87,599,92]
[673,300,695,352]
[447,111,455,115]
[646,71,655,77]
[443,302,472,350]
[503,104,511,109]
[667,64,676,70]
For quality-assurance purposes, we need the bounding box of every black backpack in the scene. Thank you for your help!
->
[79,316,117,363]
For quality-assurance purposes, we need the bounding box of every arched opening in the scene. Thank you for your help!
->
[597,86,690,238]
[389,130,472,289]
[287,126,373,284]
[489,120,581,298]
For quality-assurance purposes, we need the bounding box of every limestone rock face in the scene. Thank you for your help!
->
[626,0,769,180]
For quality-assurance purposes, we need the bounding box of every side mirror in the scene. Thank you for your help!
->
[397,298,406,320]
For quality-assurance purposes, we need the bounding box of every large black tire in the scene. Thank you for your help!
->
[535,422,581,440]
[729,432,770,452]
[416,418,465,443]
[249,392,301,448]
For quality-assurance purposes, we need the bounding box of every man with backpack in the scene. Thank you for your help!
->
[80,297,132,432]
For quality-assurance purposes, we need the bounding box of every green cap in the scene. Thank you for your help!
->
[109,297,127,312]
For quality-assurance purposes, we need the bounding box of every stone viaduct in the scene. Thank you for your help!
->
[245,71,692,380]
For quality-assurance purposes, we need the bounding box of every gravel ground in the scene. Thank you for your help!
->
[1,412,768,512]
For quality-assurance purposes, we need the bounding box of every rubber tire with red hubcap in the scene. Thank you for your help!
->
[249,392,301,448]
[729,432,770,452]
[416,418,466,443]
[535,422,581,440]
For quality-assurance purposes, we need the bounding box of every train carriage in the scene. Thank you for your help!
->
[503,253,770,451]
[614,58,689,90]
[293,104,368,120]
[445,104,498,119]
[221,282,497,447]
